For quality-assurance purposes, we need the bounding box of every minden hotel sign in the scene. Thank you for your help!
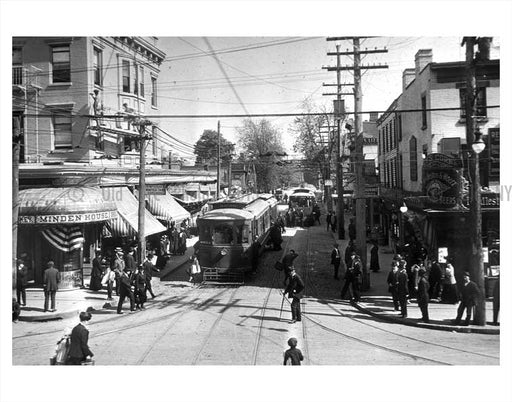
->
[19,210,118,225]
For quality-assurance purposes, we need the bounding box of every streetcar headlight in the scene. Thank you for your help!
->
[220,248,228,256]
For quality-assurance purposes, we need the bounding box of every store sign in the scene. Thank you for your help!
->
[19,210,118,225]
[364,185,379,197]
[423,153,462,209]
[488,128,500,181]
[142,185,166,195]
[481,192,500,208]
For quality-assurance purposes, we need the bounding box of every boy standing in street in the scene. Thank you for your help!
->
[283,337,304,365]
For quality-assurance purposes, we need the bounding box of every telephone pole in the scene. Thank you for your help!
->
[325,37,388,289]
[217,120,221,199]
[12,115,21,292]
[462,36,487,325]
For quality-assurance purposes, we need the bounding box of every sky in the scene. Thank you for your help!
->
[1,2,511,402]
[153,36,500,160]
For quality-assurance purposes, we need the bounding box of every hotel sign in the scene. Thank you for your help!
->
[19,210,118,225]
[423,153,462,209]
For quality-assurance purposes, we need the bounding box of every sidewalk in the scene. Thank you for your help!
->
[328,212,499,335]
[15,238,197,322]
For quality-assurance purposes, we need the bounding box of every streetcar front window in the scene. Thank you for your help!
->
[212,224,234,245]
[199,225,212,243]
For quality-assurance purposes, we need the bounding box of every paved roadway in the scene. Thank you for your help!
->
[12,224,499,366]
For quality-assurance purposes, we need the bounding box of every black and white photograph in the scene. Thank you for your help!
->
[2,1,511,402]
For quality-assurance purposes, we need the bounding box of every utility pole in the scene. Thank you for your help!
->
[463,36,486,325]
[325,37,388,290]
[335,44,345,239]
[217,120,221,199]
[12,115,21,292]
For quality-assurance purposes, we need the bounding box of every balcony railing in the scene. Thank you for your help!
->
[13,66,25,86]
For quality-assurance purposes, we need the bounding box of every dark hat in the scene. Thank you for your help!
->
[79,311,92,322]
[463,271,471,278]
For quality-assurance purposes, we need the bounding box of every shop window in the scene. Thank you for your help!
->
[51,45,71,83]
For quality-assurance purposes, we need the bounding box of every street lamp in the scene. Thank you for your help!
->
[472,127,486,154]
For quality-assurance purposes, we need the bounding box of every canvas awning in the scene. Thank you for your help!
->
[146,193,191,225]
[18,187,117,225]
[103,187,166,237]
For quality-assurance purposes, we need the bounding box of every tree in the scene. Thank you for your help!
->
[193,129,235,166]
[289,100,334,188]
[236,119,292,193]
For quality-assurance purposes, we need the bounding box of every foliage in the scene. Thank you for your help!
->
[289,99,335,181]
[236,119,293,192]
[193,129,235,166]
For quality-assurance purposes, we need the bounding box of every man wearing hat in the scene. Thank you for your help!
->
[330,243,341,280]
[89,249,103,291]
[125,247,137,272]
[113,247,125,296]
[43,261,60,312]
[416,267,430,322]
[453,272,481,326]
[397,260,409,318]
[284,268,304,323]
[340,251,356,300]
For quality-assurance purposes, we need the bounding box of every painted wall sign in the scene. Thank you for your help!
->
[423,153,462,209]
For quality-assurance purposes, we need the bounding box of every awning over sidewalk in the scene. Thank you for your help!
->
[146,193,191,225]
[18,187,117,225]
[103,187,166,237]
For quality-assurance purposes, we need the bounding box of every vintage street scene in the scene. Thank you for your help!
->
[3,2,510,401]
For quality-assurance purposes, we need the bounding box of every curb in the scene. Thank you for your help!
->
[353,301,500,335]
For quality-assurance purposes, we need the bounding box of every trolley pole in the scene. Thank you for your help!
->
[12,115,21,292]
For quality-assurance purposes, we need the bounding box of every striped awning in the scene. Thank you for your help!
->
[41,225,84,252]
[103,187,166,238]
[146,193,190,225]
[18,187,117,225]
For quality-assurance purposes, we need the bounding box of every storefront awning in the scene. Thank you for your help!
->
[146,193,191,225]
[174,193,199,204]
[103,187,166,237]
[18,187,117,225]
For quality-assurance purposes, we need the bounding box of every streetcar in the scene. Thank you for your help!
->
[288,188,317,216]
[196,194,278,276]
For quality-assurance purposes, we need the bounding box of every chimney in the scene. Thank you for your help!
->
[369,112,378,122]
[415,49,433,76]
[402,68,416,91]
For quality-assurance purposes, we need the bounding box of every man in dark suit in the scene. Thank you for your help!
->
[117,269,135,314]
[397,260,409,318]
[43,261,60,312]
[143,251,159,299]
[68,311,94,365]
[453,272,482,326]
[16,259,28,306]
[330,243,341,280]
[417,268,430,322]
[285,268,304,323]
[282,249,299,286]
[125,247,137,272]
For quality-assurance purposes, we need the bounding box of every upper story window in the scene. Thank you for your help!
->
[13,47,23,86]
[397,113,402,142]
[151,76,157,107]
[13,47,22,65]
[460,87,487,119]
[139,66,144,97]
[421,94,427,129]
[122,60,130,93]
[409,136,418,182]
[93,47,102,86]
[52,111,73,150]
[51,45,71,83]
